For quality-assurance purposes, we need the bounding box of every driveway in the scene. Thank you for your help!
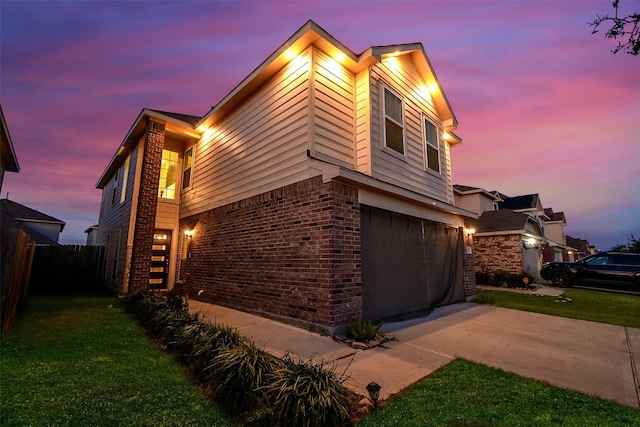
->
[190,301,640,408]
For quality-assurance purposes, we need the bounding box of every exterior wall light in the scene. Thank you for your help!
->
[467,228,476,236]
[184,229,195,239]
[366,381,381,408]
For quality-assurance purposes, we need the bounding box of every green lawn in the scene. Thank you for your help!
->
[475,287,640,328]
[357,358,640,427]
[0,295,230,426]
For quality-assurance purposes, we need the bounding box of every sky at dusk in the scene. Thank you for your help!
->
[1,1,638,250]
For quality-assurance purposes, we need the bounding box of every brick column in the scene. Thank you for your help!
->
[462,223,477,300]
[128,118,165,293]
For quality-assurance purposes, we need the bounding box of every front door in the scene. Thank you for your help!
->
[150,230,171,290]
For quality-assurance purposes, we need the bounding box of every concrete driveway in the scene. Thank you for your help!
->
[190,301,640,409]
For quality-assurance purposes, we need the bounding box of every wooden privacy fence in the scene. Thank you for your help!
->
[30,245,106,293]
[1,228,36,335]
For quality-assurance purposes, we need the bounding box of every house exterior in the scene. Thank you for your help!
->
[0,198,65,245]
[96,21,477,333]
[1,104,20,192]
[541,208,569,262]
[85,225,99,246]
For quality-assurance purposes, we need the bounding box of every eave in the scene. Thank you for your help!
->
[96,109,198,189]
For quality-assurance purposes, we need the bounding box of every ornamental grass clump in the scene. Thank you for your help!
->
[346,318,382,342]
[267,355,351,427]
[210,341,285,409]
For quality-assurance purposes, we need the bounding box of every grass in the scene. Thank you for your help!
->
[357,358,640,427]
[475,287,640,328]
[0,295,231,426]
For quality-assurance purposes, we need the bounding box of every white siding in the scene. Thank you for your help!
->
[180,48,312,218]
[369,56,451,203]
[311,48,355,168]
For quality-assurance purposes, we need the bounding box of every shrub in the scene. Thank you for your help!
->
[211,341,284,409]
[267,355,351,427]
[346,318,382,342]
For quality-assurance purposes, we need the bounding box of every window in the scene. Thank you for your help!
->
[120,154,130,204]
[111,170,118,205]
[383,88,404,154]
[182,146,194,190]
[158,149,178,199]
[424,118,440,173]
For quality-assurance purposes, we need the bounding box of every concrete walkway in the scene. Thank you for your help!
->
[189,300,640,409]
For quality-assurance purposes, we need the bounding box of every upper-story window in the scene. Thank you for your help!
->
[182,146,194,190]
[111,169,118,205]
[120,154,130,204]
[158,149,178,199]
[423,118,440,173]
[383,87,405,155]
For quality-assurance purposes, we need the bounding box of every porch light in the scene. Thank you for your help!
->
[366,382,381,408]
[427,82,439,93]
[184,229,195,239]
[285,49,296,60]
[467,228,476,236]
[442,132,450,140]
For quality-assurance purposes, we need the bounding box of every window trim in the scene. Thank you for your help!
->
[120,153,130,204]
[181,145,194,191]
[423,115,441,174]
[382,86,406,157]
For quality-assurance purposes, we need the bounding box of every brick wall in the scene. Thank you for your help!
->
[129,119,165,293]
[462,229,477,300]
[181,176,361,334]
[473,234,523,275]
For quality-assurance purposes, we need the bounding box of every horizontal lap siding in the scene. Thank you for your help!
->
[370,57,450,202]
[312,49,355,168]
[355,70,371,175]
[180,50,312,218]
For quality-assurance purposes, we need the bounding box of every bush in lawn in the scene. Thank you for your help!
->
[267,355,351,427]
[190,323,244,375]
[210,341,285,410]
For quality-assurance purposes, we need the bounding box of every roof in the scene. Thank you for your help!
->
[472,209,543,236]
[197,19,459,133]
[544,208,566,224]
[1,104,19,173]
[98,20,461,188]
[96,109,201,188]
[498,194,539,211]
[453,184,501,201]
[0,198,65,245]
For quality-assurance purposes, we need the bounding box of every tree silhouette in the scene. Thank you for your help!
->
[590,0,640,55]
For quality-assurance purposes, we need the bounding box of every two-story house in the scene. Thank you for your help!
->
[96,21,477,333]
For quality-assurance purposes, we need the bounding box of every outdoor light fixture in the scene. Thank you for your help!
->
[184,229,195,238]
[467,228,476,236]
[366,382,381,408]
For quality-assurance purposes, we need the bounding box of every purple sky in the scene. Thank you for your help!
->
[1,1,638,250]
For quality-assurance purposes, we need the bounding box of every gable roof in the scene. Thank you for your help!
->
[1,104,19,173]
[544,208,566,224]
[0,198,66,245]
[196,20,458,134]
[472,209,543,237]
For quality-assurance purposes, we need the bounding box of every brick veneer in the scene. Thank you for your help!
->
[181,176,362,334]
[129,119,165,293]
[462,230,477,300]
[473,234,523,275]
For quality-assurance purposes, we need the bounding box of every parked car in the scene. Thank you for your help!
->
[540,252,640,289]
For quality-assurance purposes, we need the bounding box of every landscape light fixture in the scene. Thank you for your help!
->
[366,381,381,408]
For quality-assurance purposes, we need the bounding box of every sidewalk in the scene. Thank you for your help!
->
[189,300,640,408]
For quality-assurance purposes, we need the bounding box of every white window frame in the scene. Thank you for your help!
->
[181,145,194,191]
[423,116,441,174]
[382,86,406,156]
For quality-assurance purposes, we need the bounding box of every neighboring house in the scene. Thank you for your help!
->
[0,198,65,245]
[541,208,570,262]
[566,236,593,261]
[455,186,567,279]
[1,104,20,192]
[95,20,478,333]
[85,225,98,246]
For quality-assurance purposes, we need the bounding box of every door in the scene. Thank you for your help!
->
[150,230,171,290]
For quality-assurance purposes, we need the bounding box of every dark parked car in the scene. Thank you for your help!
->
[540,252,640,289]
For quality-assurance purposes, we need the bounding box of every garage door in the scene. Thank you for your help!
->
[361,205,465,322]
